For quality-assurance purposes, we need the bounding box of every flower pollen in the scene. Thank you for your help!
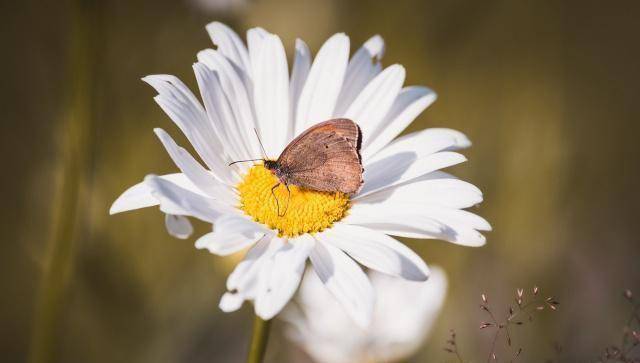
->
[238,165,350,237]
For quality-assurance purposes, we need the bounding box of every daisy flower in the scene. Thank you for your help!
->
[110,22,490,326]
[283,267,448,363]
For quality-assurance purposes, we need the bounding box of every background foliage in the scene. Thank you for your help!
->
[3,0,640,361]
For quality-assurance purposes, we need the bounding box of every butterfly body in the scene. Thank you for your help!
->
[263,118,364,195]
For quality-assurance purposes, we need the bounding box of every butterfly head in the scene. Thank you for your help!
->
[263,159,288,185]
[263,160,279,173]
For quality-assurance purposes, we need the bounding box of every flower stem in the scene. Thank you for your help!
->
[246,315,272,363]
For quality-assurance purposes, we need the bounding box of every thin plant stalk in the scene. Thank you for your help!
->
[28,1,97,362]
[246,316,272,363]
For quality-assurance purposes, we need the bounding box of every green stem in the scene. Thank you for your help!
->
[246,316,272,363]
[28,1,97,362]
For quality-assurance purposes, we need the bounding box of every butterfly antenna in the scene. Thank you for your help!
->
[254,128,269,159]
[227,128,270,166]
[228,158,264,166]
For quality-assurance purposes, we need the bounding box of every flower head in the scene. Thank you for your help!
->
[237,165,351,237]
[283,267,448,363]
[110,22,490,325]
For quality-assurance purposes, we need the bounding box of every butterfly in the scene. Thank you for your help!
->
[231,118,364,216]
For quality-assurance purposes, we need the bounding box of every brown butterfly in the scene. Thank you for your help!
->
[230,118,364,216]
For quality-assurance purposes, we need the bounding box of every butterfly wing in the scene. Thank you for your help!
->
[277,119,363,194]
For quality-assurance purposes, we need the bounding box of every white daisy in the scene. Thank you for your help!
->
[110,22,490,326]
[283,267,448,363]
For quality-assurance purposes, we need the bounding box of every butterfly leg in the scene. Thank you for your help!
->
[271,183,282,217]
[280,184,291,217]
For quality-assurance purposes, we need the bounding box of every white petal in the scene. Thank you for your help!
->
[427,207,491,231]
[309,240,374,328]
[217,237,282,314]
[154,128,237,206]
[358,151,467,198]
[255,235,315,319]
[110,181,159,215]
[110,173,201,214]
[283,271,369,363]
[363,86,437,159]
[289,39,311,141]
[349,202,490,230]
[345,204,488,247]
[334,35,385,116]
[219,292,244,312]
[295,33,350,135]
[365,222,485,246]
[205,22,251,73]
[164,214,193,239]
[367,267,448,362]
[226,236,280,292]
[344,213,444,238]
[196,233,259,256]
[142,75,234,184]
[144,175,236,223]
[197,49,261,160]
[246,27,269,88]
[247,27,269,65]
[195,216,266,256]
[251,33,290,157]
[356,173,483,209]
[192,62,251,165]
[411,128,471,151]
[344,64,405,144]
[367,128,470,164]
[228,237,286,316]
[320,223,429,281]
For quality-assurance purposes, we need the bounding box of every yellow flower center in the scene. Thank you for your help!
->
[237,164,350,237]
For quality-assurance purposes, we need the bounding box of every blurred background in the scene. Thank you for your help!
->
[3,0,640,362]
